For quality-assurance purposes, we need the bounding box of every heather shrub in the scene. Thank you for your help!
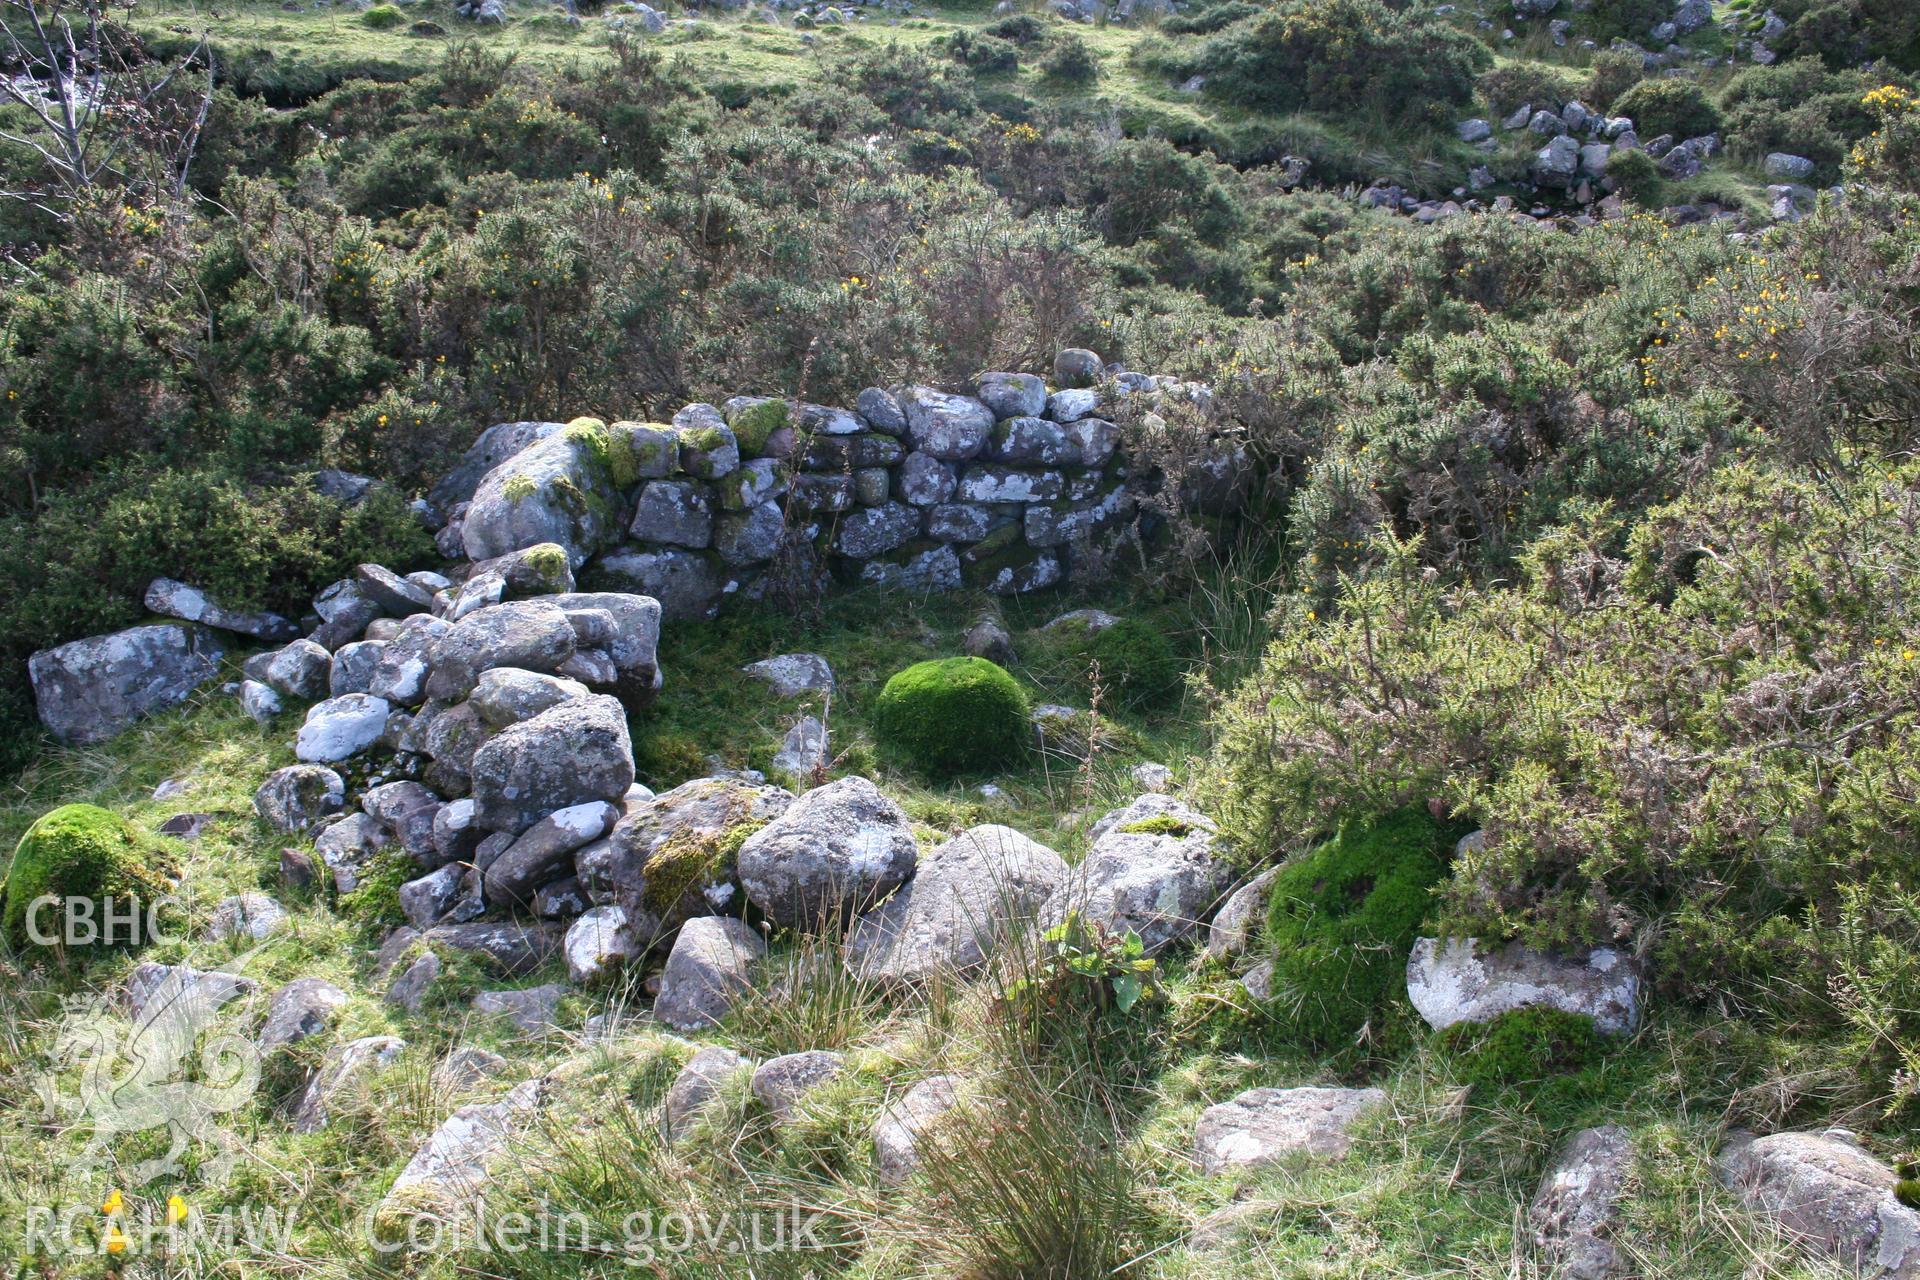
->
[1611,79,1721,141]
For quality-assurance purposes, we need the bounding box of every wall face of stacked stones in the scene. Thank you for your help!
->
[439,365,1226,621]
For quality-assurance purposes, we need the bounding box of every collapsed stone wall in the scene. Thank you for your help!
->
[428,352,1232,621]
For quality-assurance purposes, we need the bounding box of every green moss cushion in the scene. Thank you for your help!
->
[0,804,173,952]
[872,657,1030,776]
[1435,1007,1605,1088]
[1262,807,1452,1046]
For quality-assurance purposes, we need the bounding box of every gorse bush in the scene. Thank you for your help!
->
[1610,79,1722,140]
[1196,0,1490,127]
[1211,465,1920,1108]
[1260,808,1453,1047]
[872,657,1030,775]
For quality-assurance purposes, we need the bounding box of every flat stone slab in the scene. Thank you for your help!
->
[1193,1086,1387,1174]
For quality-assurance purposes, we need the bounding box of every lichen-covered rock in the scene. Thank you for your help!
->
[470,543,577,599]
[988,416,1077,466]
[293,1035,405,1133]
[664,1046,752,1142]
[564,904,638,983]
[1205,866,1280,961]
[145,578,299,642]
[315,813,389,893]
[860,544,963,592]
[581,776,794,951]
[629,479,715,548]
[589,546,735,622]
[977,372,1047,420]
[356,564,435,617]
[209,891,287,942]
[736,777,916,929]
[1531,1125,1634,1279]
[295,694,392,763]
[743,653,834,698]
[1406,938,1643,1035]
[1194,1086,1387,1174]
[955,465,1065,504]
[846,825,1067,984]
[717,458,787,512]
[896,451,956,506]
[833,501,921,558]
[362,781,444,863]
[30,624,225,745]
[549,591,662,704]
[425,600,578,703]
[369,615,451,708]
[469,695,634,836]
[255,764,345,832]
[483,800,620,907]
[857,387,907,435]
[654,914,765,1030]
[472,983,567,1034]
[1717,1129,1920,1279]
[330,640,386,697]
[256,977,348,1053]
[926,503,994,543]
[400,862,481,928]
[423,921,565,975]
[715,501,787,566]
[461,428,619,567]
[311,578,381,650]
[378,1077,546,1224]
[429,420,565,511]
[470,668,589,729]
[1053,348,1103,388]
[902,387,995,461]
[1042,813,1229,956]
[750,1050,846,1121]
[242,638,332,702]
[873,1074,965,1186]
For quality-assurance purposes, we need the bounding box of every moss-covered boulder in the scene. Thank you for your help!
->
[1261,808,1455,1046]
[0,804,174,953]
[873,657,1030,775]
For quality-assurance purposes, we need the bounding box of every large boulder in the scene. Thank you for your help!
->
[976,372,1046,419]
[426,600,579,703]
[736,777,917,929]
[1406,938,1642,1035]
[845,825,1067,984]
[653,915,765,1030]
[1531,1125,1635,1279]
[1193,1086,1388,1174]
[145,578,298,642]
[29,624,225,745]
[470,668,589,729]
[580,776,795,951]
[369,615,450,708]
[1717,1130,1920,1279]
[461,428,620,567]
[429,420,566,511]
[1041,813,1230,956]
[469,695,635,835]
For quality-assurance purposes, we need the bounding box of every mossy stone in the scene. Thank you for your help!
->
[0,804,174,953]
[729,400,789,457]
[873,656,1030,776]
[1261,808,1455,1046]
